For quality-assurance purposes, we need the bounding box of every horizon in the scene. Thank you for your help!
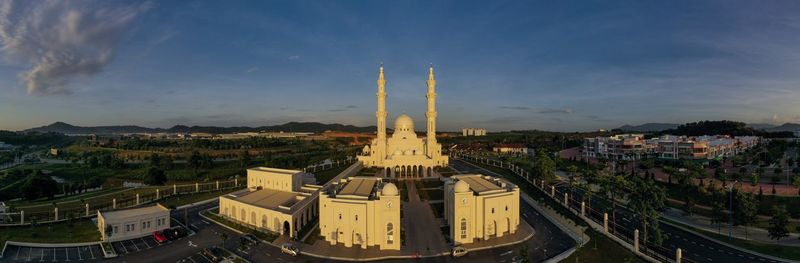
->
[2,1,800,132]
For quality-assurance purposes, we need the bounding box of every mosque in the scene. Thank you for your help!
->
[357,65,449,178]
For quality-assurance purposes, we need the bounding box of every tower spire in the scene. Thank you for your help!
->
[375,64,388,162]
[425,64,437,156]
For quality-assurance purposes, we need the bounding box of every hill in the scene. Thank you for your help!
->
[765,123,800,132]
[661,120,793,138]
[26,122,377,134]
[617,123,679,132]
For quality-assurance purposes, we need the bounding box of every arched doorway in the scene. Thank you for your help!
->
[283,221,291,236]
[506,217,511,235]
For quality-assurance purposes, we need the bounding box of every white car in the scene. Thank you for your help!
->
[281,243,299,256]
[452,246,468,257]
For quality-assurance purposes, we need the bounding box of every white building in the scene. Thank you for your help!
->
[462,128,486,136]
[97,204,171,242]
[492,144,532,156]
[444,174,520,245]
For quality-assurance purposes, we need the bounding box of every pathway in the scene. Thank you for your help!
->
[402,180,449,254]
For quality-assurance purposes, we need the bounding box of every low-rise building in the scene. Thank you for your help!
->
[583,134,760,160]
[319,177,400,250]
[492,143,532,156]
[97,204,171,242]
[462,128,486,136]
[218,167,321,238]
[444,174,520,245]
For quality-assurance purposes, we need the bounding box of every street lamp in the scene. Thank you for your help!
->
[727,180,740,240]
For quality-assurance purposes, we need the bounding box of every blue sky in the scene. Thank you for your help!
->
[1,0,800,132]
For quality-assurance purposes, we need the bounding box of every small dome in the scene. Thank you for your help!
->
[454,180,470,193]
[382,183,399,196]
[394,114,414,132]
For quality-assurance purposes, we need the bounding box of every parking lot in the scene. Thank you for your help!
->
[1,244,103,262]
[110,235,160,255]
[177,252,215,263]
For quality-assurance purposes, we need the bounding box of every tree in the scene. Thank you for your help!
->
[599,172,627,234]
[715,168,728,187]
[627,176,666,245]
[20,175,59,200]
[767,205,790,243]
[750,172,759,186]
[735,191,758,239]
[793,176,800,196]
[239,150,251,168]
[161,155,174,169]
[143,167,167,186]
[87,156,99,168]
[566,165,578,193]
[534,150,556,182]
[149,153,161,168]
[710,190,727,234]
[189,150,202,176]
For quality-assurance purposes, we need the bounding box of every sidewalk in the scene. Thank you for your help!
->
[662,207,800,246]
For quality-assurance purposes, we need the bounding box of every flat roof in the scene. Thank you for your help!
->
[459,176,502,193]
[338,178,376,197]
[100,204,169,222]
[226,189,300,210]
[249,167,302,175]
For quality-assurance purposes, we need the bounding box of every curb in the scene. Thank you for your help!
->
[660,218,798,263]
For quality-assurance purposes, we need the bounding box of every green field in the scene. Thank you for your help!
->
[561,229,645,263]
[312,164,352,185]
[0,218,101,246]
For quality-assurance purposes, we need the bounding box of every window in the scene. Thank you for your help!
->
[355,215,358,221]
[460,218,467,239]
[505,206,508,211]
[142,222,146,229]
[387,223,394,244]
[339,214,342,220]
[147,221,151,228]
[491,208,495,214]
[114,226,118,234]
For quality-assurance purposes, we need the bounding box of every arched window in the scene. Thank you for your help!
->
[387,223,394,244]
[262,215,268,229]
[460,218,467,239]
[505,206,508,211]
[240,209,246,221]
[491,208,495,214]
[251,212,256,224]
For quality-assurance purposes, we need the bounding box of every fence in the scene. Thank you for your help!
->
[0,179,245,226]
[455,154,698,263]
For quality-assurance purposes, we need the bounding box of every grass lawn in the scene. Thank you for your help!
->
[312,164,351,185]
[418,188,444,201]
[561,229,645,263]
[663,218,800,261]
[0,218,101,245]
[203,209,279,242]
[159,188,241,208]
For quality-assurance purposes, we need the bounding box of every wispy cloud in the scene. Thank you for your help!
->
[538,108,573,114]
[245,67,259,73]
[329,105,358,112]
[499,106,531,110]
[288,55,300,60]
[0,0,150,96]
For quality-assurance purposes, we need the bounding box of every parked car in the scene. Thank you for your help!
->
[172,226,188,238]
[281,243,299,256]
[163,229,177,240]
[241,234,258,246]
[201,247,223,262]
[153,231,168,244]
[451,246,468,257]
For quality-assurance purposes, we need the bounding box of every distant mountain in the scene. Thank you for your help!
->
[747,123,777,130]
[26,121,377,134]
[765,123,800,132]
[617,123,680,132]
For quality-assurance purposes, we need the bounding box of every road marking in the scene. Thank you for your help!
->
[27,247,31,261]
[40,247,44,262]
[52,248,56,262]
[76,247,82,261]
[65,247,69,262]
[187,256,197,263]
[118,242,129,254]
[500,250,513,256]
[129,239,140,251]
[14,246,21,260]
[88,246,95,259]
[142,238,152,249]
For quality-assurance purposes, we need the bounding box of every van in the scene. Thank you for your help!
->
[281,243,299,256]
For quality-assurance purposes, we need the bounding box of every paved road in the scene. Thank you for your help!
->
[557,184,788,263]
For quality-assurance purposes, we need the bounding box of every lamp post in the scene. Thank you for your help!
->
[728,180,739,240]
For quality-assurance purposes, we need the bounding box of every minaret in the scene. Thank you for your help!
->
[426,64,437,155]
[376,64,387,160]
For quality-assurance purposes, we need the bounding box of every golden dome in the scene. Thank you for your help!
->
[382,183,399,196]
[394,114,414,132]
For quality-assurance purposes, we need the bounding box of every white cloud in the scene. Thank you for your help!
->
[0,0,150,96]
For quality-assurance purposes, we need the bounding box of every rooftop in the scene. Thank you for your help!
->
[458,175,503,193]
[224,188,301,210]
[249,167,302,175]
[338,177,377,197]
[99,204,169,222]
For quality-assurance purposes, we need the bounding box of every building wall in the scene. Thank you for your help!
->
[445,177,520,245]
[97,208,170,242]
[319,194,400,250]
[247,168,304,192]
[219,195,318,238]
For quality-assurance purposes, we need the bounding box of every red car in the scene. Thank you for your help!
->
[153,231,168,244]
